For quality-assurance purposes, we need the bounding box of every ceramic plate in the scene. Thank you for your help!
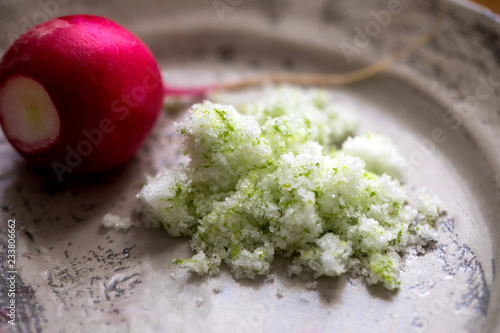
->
[0,1,499,332]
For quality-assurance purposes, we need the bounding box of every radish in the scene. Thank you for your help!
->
[0,15,164,181]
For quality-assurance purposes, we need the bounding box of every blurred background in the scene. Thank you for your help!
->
[473,0,500,13]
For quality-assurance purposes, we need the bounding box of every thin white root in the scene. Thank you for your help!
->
[216,0,446,91]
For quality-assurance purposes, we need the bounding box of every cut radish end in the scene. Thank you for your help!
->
[0,75,60,153]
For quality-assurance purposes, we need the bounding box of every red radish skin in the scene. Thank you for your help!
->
[0,15,164,180]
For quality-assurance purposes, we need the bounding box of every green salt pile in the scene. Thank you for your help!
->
[138,86,441,290]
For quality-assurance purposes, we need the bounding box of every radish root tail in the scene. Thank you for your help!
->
[163,0,446,97]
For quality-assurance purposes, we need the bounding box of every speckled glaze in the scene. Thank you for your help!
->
[0,1,499,332]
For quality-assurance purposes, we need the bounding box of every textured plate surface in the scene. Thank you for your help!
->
[0,1,499,332]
